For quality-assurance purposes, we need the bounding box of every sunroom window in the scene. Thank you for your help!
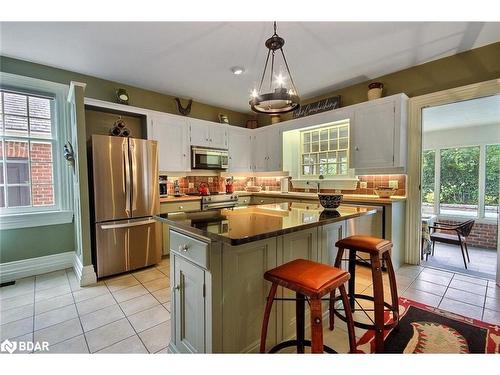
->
[421,144,499,220]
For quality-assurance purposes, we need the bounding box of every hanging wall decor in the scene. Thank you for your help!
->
[175,98,193,116]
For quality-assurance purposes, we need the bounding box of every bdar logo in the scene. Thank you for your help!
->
[1,339,17,354]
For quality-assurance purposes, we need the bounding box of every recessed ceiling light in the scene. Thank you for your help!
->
[231,66,245,75]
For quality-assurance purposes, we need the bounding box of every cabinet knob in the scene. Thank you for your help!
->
[178,244,189,252]
[355,146,359,151]
[179,206,183,210]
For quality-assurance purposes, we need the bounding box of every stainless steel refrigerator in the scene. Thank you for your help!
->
[90,135,161,278]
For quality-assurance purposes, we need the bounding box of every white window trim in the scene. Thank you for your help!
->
[422,143,499,223]
[299,121,351,180]
[0,72,73,229]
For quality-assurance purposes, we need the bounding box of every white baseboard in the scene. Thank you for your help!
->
[0,251,74,283]
[73,253,97,287]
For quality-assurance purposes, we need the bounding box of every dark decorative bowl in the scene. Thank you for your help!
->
[318,194,343,210]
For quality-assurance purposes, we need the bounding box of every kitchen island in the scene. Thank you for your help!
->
[155,202,377,353]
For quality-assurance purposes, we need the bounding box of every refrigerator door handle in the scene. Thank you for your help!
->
[130,142,138,212]
[100,219,156,230]
[123,142,131,216]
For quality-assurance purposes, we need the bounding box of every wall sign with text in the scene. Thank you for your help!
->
[292,95,341,118]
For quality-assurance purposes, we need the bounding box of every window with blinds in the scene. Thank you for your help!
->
[300,122,350,178]
[0,90,56,209]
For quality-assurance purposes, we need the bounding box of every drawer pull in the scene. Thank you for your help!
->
[179,206,183,209]
[178,244,189,252]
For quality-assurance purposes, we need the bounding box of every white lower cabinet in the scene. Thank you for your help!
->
[171,254,206,353]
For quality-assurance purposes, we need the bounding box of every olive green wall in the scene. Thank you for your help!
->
[0,55,251,127]
[259,41,500,125]
[85,109,146,140]
[0,223,74,263]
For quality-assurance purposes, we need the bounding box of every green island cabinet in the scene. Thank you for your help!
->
[168,221,345,353]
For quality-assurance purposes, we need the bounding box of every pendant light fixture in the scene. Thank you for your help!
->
[249,22,300,114]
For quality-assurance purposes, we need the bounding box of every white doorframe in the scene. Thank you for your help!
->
[405,78,500,266]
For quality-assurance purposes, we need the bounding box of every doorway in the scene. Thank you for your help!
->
[405,79,500,286]
[420,96,499,279]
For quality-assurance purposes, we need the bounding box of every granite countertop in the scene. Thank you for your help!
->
[234,190,406,204]
[155,201,376,245]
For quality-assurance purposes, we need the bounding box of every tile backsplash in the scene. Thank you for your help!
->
[166,174,406,197]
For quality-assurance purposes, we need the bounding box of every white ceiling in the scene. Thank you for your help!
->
[1,22,499,113]
[423,95,500,132]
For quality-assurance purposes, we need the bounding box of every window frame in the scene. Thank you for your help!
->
[422,142,499,223]
[299,121,350,179]
[0,73,72,229]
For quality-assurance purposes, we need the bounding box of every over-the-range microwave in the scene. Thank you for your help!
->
[191,146,229,170]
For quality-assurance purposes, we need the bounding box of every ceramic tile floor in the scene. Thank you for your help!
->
[1,259,499,354]
[422,243,497,279]
[0,258,171,354]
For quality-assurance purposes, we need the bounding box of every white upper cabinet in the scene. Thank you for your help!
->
[227,126,252,172]
[188,118,228,149]
[350,94,408,173]
[148,113,190,172]
[251,125,283,172]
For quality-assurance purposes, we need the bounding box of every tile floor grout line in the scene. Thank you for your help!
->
[94,317,172,354]
[99,277,152,354]
[436,271,454,308]
[66,269,91,354]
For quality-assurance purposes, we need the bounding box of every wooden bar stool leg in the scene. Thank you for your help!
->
[260,283,278,353]
[296,292,305,353]
[339,284,357,353]
[328,290,336,331]
[370,254,385,353]
[383,252,399,326]
[348,249,356,309]
[309,297,324,353]
[330,247,344,330]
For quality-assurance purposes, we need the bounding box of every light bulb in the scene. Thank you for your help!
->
[276,74,284,87]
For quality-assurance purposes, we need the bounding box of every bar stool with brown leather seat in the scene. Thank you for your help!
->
[329,235,399,353]
[260,259,357,354]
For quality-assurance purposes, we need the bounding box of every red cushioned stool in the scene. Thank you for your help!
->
[329,235,399,353]
[260,259,356,354]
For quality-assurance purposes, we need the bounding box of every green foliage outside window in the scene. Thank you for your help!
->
[440,147,480,205]
[422,144,499,216]
[485,144,500,206]
[421,150,435,204]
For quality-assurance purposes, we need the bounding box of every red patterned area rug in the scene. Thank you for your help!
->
[356,297,500,353]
